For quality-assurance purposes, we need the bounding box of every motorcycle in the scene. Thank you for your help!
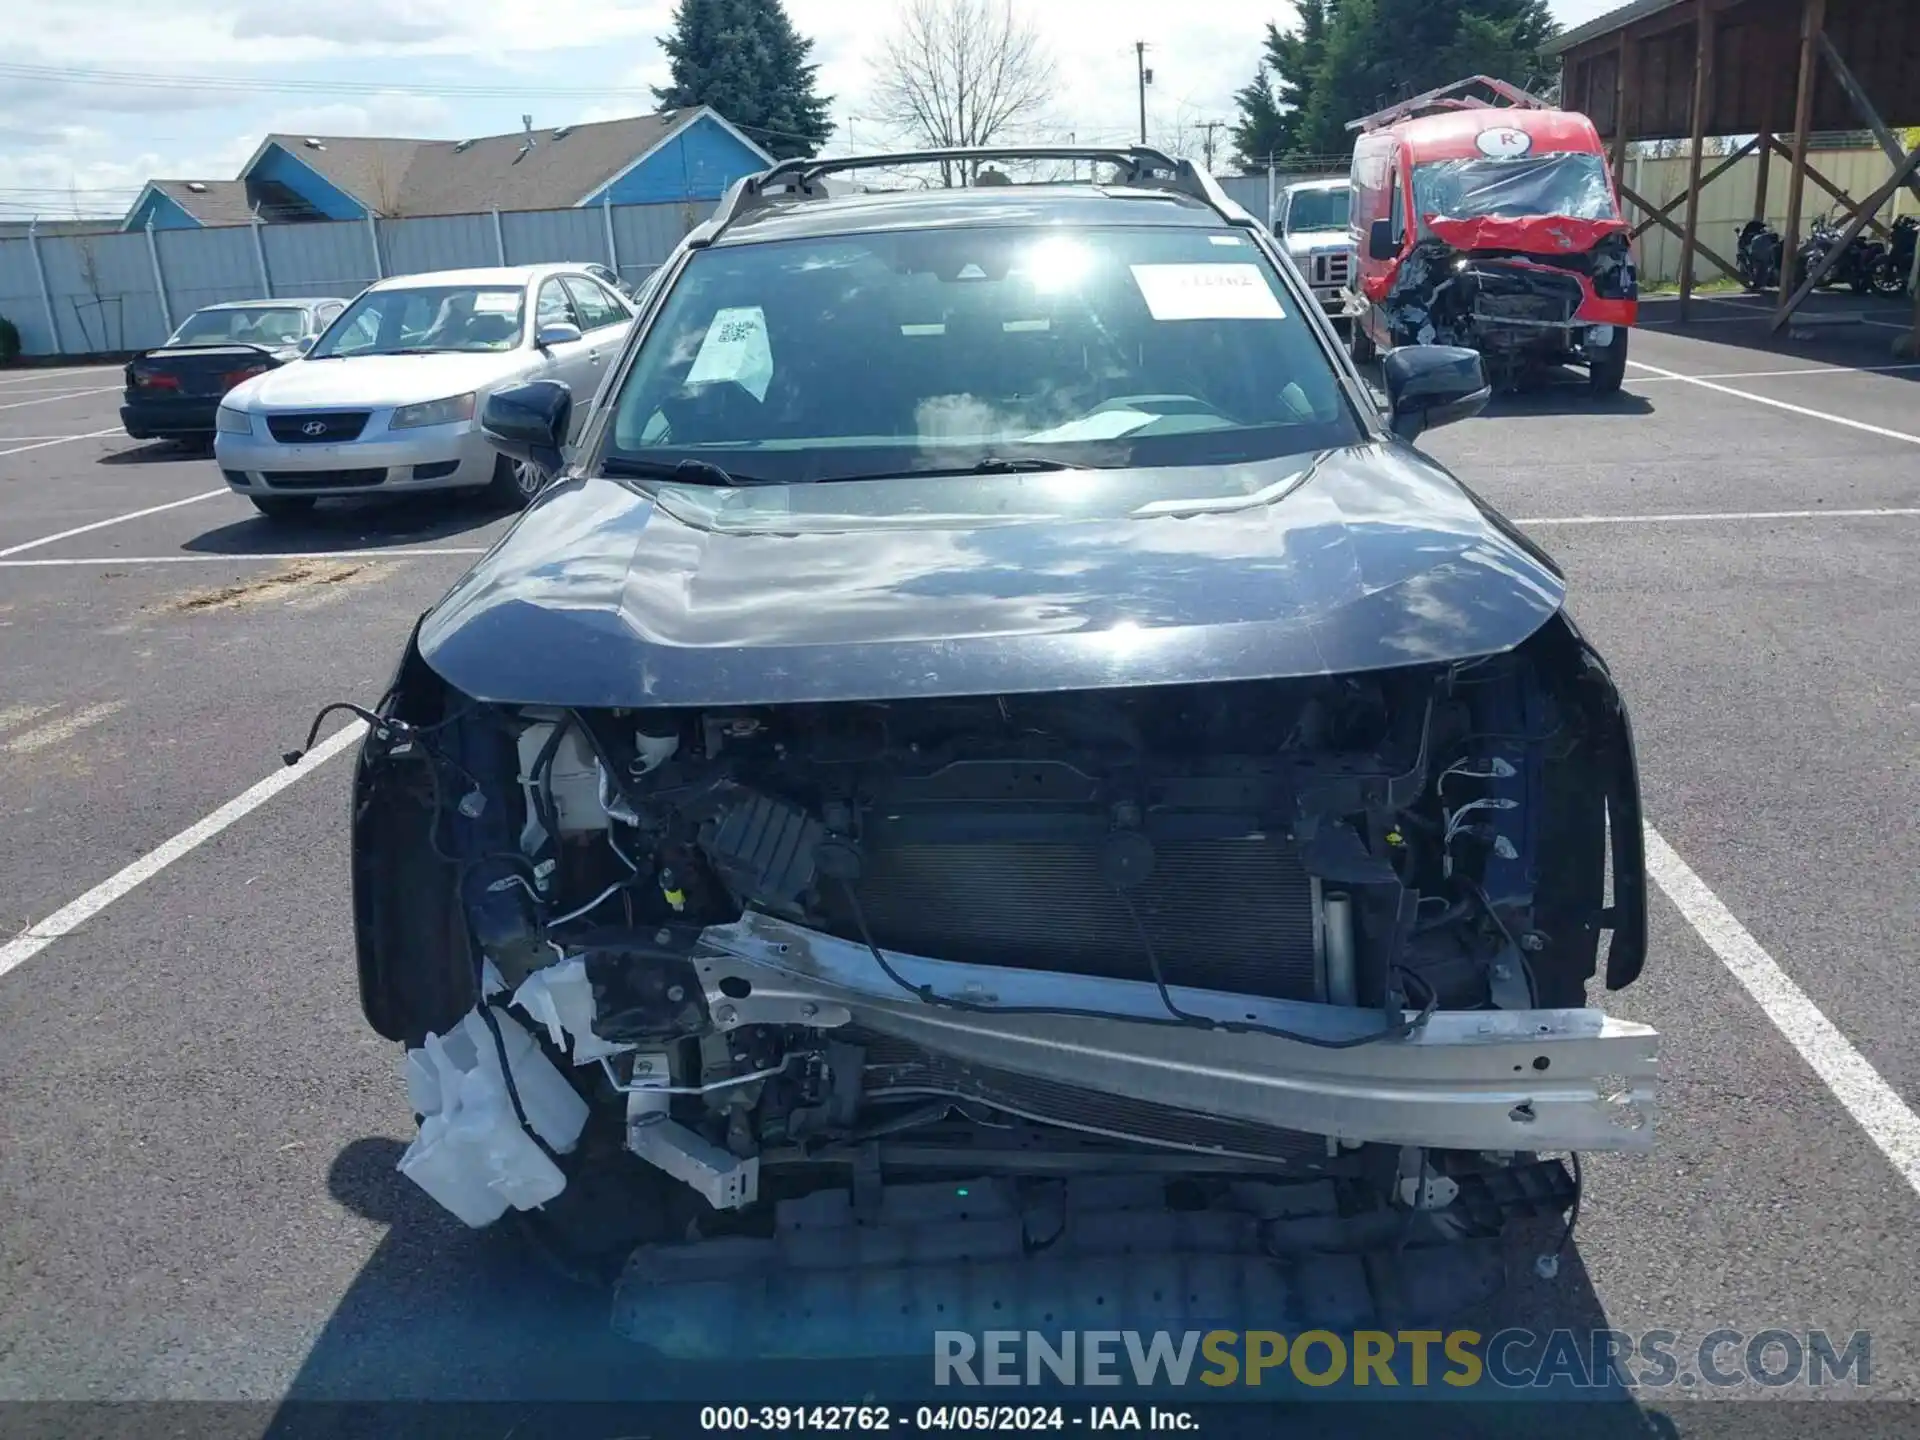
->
[1790,211,1884,296]
[1870,215,1917,297]
[1735,218,1783,290]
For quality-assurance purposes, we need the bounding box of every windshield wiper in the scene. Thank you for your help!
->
[825,456,1076,483]
[602,455,780,487]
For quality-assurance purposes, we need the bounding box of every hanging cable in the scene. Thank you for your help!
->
[832,877,1433,1048]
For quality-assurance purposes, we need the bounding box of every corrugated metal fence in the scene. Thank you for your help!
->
[10,161,1898,354]
[0,198,715,358]
[1620,147,1910,287]
[1217,171,1349,225]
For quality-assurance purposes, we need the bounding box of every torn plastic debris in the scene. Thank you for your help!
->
[513,956,635,1065]
[397,1008,589,1227]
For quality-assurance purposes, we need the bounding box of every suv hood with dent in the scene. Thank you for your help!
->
[228,350,533,411]
[417,443,1566,709]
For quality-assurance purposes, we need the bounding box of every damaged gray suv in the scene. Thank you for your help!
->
[341,146,1655,1345]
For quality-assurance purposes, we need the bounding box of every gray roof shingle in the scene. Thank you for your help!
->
[148,179,259,226]
[261,109,752,218]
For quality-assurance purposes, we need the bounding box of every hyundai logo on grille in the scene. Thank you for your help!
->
[301,420,329,437]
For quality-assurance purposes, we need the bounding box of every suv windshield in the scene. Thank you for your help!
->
[1412,153,1617,223]
[604,224,1359,485]
[169,306,308,347]
[1285,187,1350,233]
[312,285,525,357]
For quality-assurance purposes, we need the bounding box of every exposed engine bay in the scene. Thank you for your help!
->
[346,609,1654,1300]
[1378,233,1636,386]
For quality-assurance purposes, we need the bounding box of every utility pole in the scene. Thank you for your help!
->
[1135,42,1151,145]
[1200,120,1225,173]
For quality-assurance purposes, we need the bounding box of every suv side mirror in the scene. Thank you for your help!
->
[481,380,572,477]
[536,321,583,350]
[1381,345,1489,442]
[1367,218,1399,261]
[295,335,316,354]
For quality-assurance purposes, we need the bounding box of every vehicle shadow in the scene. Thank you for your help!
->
[1358,363,1657,419]
[1480,377,1657,419]
[96,439,214,466]
[1636,290,1918,373]
[260,1138,1674,1436]
[181,495,511,556]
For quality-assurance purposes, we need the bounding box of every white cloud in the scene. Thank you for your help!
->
[262,94,454,138]
[10,0,671,64]
[786,0,1280,161]
[0,0,1621,219]
[230,0,474,45]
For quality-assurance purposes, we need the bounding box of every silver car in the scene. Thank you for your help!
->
[213,264,634,521]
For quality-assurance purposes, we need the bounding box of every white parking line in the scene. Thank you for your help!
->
[1627,360,1920,444]
[0,426,127,458]
[0,368,118,389]
[0,721,367,983]
[0,490,229,559]
[1636,314,1780,327]
[1631,361,1920,381]
[0,701,126,756]
[0,703,59,733]
[0,547,489,569]
[1645,826,1920,1198]
[1516,506,1920,526]
[0,387,121,412]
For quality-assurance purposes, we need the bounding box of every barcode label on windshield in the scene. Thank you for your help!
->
[1130,263,1285,321]
[687,305,773,400]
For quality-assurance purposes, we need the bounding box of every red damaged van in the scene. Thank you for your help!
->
[1348,96,1636,394]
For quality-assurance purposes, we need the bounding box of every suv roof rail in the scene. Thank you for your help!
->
[1347,75,1552,133]
[690,145,1257,248]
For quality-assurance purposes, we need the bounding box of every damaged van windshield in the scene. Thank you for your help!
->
[1412,153,1617,223]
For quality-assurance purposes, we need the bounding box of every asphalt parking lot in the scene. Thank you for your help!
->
[2,297,1918,1423]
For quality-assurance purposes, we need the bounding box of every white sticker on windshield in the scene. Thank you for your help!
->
[1022,409,1157,442]
[1129,264,1285,320]
[472,292,520,313]
[686,306,773,401]
[1209,235,1245,246]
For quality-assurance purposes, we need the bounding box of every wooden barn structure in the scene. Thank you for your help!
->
[1551,0,1920,334]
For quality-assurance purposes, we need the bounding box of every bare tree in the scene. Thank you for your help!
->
[869,0,1052,185]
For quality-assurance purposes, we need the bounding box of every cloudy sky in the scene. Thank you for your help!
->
[2,0,1627,221]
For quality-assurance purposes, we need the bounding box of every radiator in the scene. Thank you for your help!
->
[817,838,1320,1001]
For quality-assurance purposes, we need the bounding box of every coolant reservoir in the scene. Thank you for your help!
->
[516,722,606,838]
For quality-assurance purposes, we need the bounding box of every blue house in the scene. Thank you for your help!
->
[122,107,774,230]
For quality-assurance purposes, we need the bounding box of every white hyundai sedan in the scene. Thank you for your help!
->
[214,264,634,520]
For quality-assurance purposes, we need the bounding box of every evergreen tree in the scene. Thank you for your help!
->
[653,0,833,160]
[1237,0,1559,165]
[1232,3,1333,169]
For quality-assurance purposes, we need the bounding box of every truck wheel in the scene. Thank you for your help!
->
[248,495,315,521]
[1587,328,1629,396]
